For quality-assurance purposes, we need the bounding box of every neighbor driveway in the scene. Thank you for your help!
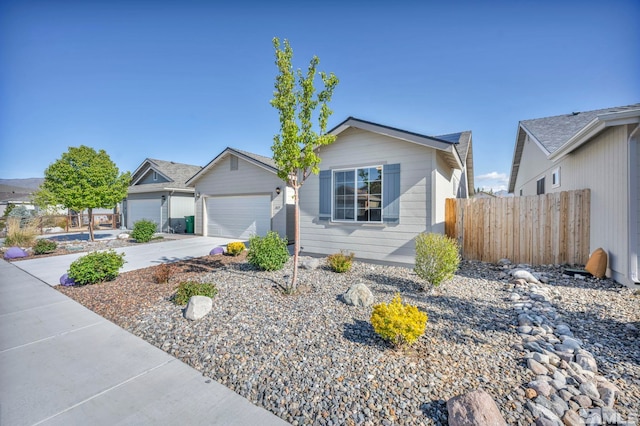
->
[13,236,236,286]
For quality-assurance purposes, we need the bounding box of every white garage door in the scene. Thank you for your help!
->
[206,195,271,239]
[127,199,161,230]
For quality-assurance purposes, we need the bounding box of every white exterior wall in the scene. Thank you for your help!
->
[514,126,632,284]
[192,155,287,238]
[432,152,460,234]
[299,127,449,266]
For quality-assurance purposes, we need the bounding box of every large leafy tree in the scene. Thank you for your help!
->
[270,37,339,293]
[34,145,130,241]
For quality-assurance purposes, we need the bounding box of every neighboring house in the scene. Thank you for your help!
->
[186,147,291,241]
[508,104,640,286]
[473,190,497,199]
[124,158,202,232]
[298,117,474,266]
[0,185,36,216]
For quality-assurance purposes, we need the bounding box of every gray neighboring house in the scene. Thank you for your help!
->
[508,103,640,287]
[124,158,202,233]
[186,147,291,241]
[298,117,474,266]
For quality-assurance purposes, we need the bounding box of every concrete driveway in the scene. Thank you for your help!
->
[13,236,237,286]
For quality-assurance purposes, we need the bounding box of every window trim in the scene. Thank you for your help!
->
[552,167,561,188]
[331,165,384,223]
[153,171,158,181]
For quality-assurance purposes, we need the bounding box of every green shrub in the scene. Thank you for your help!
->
[131,219,157,243]
[68,250,126,285]
[414,232,460,288]
[226,241,246,256]
[153,263,176,284]
[247,231,289,271]
[327,251,355,273]
[173,281,218,305]
[371,293,428,347]
[33,239,57,255]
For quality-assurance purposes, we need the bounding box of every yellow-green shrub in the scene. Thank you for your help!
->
[414,232,460,288]
[227,241,246,256]
[327,251,355,273]
[371,293,428,347]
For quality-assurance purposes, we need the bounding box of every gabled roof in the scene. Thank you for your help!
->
[508,103,640,192]
[128,158,202,194]
[436,131,474,195]
[186,147,278,186]
[328,117,464,170]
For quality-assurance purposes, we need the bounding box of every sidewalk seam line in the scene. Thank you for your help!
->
[32,359,175,425]
[0,299,72,318]
[0,321,104,353]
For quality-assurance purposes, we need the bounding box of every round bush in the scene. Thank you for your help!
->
[34,239,58,255]
[371,293,428,347]
[131,219,157,243]
[68,250,126,285]
[247,231,289,271]
[414,233,460,288]
[226,241,246,256]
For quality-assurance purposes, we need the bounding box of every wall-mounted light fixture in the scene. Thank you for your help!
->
[275,187,281,195]
[196,192,201,199]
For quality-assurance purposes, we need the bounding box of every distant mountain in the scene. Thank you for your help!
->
[0,178,44,190]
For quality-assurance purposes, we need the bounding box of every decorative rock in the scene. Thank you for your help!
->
[4,247,28,259]
[498,258,512,266]
[575,353,597,374]
[518,325,533,334]
[560,336,582,351]
[578,382,599,400]
[446,389,507,426]
[561,410,585,426]
[300,257,320,270]
[529,380,553,398]
[525,388,538,399]
[117,233,130,240]
[184,296,213,321]
[210,247,224,255]
[342,283,374,307]
[596,383,617,408]
[59,273,76,286]
[512,269,540,284]
[528,358,549,375]
[533,353,550,365]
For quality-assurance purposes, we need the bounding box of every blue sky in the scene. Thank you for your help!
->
[1,0,638,191]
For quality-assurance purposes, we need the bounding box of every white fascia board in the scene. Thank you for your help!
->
[164,188,195,193]
[548,119,605,161]
[518,124,551,156]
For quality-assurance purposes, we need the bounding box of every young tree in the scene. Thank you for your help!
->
[270,37,339,293]
[34,145,130,241]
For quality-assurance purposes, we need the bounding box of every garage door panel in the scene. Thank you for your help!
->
[127,199,161,230]
[206,195,271,239]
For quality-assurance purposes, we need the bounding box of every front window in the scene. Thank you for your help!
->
[333,166,382,222]
[537,177,545,195]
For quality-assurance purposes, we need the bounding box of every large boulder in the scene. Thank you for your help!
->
[342,283,374,307]
[4,247,28,260]
[185,296,213,320]
[300,257,320,270]
[447,389,507,426]
[117,233,130,240]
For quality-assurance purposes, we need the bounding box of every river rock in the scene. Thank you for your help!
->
[512,269,540,284]
[447,389,506,426]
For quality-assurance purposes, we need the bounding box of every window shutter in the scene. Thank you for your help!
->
[319,170,331,221]
[383,163,400,223]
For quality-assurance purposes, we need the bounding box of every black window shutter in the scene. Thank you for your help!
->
[383,163,400,223]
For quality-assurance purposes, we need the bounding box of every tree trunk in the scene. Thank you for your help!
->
[88,207,95,242]
[290,185,300,292]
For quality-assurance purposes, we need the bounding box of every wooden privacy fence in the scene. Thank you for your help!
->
[445,189,590,266]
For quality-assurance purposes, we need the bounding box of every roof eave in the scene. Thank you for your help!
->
[186,147,278,186]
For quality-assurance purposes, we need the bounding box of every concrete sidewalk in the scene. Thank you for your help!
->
[0,258,289,425]
[13,236,237,286]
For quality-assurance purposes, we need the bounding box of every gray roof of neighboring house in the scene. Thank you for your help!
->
[128,158,202,194]
[232,149,277,170]
[520,103,640,154]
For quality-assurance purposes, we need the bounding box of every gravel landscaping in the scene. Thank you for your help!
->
[58,254,640,425]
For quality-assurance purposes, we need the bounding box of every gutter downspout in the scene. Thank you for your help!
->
[628,123,640,283]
